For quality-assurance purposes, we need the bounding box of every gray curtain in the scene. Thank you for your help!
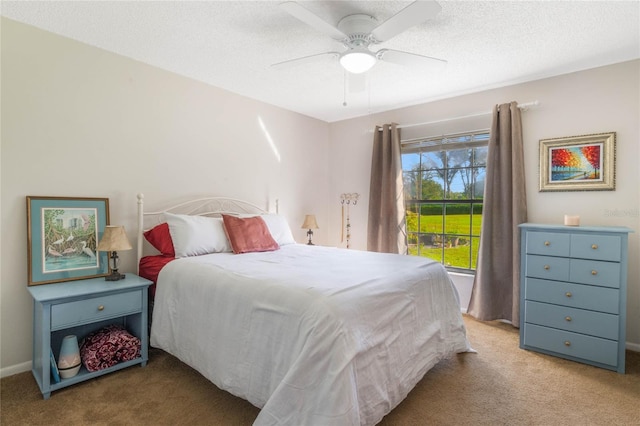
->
[367,123,408,254]
[468,102,527,327]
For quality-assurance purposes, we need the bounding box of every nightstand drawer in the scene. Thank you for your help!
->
[570,234,621,261]
[526,232,570,257]
[569,259,620,288]
[523,323,618,367]
[524,301,618,339]
[525,255,569,281]
[51,290,143,329]
[524,278,619,314]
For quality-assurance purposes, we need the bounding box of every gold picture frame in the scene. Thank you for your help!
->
[539,132,616,192]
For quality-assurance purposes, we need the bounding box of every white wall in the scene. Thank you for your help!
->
[328,60,640,349]
[0,18,331,372]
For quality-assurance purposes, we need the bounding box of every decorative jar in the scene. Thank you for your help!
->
[58,335,81,379]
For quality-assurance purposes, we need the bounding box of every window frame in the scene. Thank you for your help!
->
[402,129,490,273]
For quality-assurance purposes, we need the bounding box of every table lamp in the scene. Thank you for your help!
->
[301,215,319,245]
[97,225,132,281]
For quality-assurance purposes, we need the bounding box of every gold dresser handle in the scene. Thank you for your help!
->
[98,305,105,311]
[564,341,571,347]
[591,244,598,250]
[544,241,550,246]
[591,270,598,276]
[565,292,572,298]
[565,316,572,322]
[544,265,550,270]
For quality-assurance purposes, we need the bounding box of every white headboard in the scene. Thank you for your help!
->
[136,193,271,272]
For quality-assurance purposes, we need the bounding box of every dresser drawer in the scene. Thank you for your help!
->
[524,278,619,314]
[526,232,570,257]
[569,259,621,288]
[51,290,143,330]
[523,323,618,367]
[525,255,569,281]
[524,301,618,339]
[570,234,621,261]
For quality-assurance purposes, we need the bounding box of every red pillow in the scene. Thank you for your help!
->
[221,214,279,254]
[143,223,175,257]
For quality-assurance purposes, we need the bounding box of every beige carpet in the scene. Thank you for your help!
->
[2,315,639,425]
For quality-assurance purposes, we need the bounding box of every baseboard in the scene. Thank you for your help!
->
[627,341,640,353]
[1,361,31,379]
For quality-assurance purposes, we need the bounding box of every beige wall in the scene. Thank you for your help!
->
[0,18,330,372]
[328,60,640,349]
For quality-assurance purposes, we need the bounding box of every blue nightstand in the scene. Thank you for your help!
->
[28,274,152,398]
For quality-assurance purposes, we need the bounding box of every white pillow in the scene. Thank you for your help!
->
[240,214,296,245]
[163,212,231,257]
[262,214,296,245]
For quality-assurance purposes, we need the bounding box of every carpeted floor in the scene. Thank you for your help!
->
[2,315,639,425]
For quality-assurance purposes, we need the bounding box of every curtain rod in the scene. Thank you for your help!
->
[377,100,539,131]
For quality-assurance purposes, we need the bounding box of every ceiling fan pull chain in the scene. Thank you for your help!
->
[368,74,372,114]
[343,70,348,107]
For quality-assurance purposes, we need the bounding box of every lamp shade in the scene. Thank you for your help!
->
[301,215,319,230]
[97,226,132,252]
[339,48,376,74]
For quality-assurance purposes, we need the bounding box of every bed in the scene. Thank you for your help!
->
[136,194,471,426]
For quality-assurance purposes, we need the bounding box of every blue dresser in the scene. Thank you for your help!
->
[519,224,632,373]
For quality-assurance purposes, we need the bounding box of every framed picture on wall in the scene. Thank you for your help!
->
[26,196,110,286]
[539,132,616,192]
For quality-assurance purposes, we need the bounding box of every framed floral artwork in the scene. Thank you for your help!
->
[27,196,110,285]
[539,132,616,192]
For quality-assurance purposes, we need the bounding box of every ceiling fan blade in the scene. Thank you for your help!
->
[280,1,347,41]
[377,49,447,68]
[370,1,442,42]
[271,51,340,70]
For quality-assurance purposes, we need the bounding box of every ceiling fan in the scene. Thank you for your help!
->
[273,0,447,74]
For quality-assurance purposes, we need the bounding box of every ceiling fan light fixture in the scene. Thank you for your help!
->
[339,48,376,74]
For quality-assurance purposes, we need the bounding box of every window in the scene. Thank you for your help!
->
[401,130,489,272]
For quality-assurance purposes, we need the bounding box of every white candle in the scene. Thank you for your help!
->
[564,215,580,226]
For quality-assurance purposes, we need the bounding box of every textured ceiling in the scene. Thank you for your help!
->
[2,1,639,122]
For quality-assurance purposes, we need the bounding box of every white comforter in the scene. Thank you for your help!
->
[150,244,471,425]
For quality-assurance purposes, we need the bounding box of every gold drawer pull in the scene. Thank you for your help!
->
[565,292,572,297]
[591,270,597,276]
[591,244,598,250]
[564,341,571,347]
[544,265,550,270]
[98,305,105,311]
[544,241,550,246]
[565,316,572,322]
